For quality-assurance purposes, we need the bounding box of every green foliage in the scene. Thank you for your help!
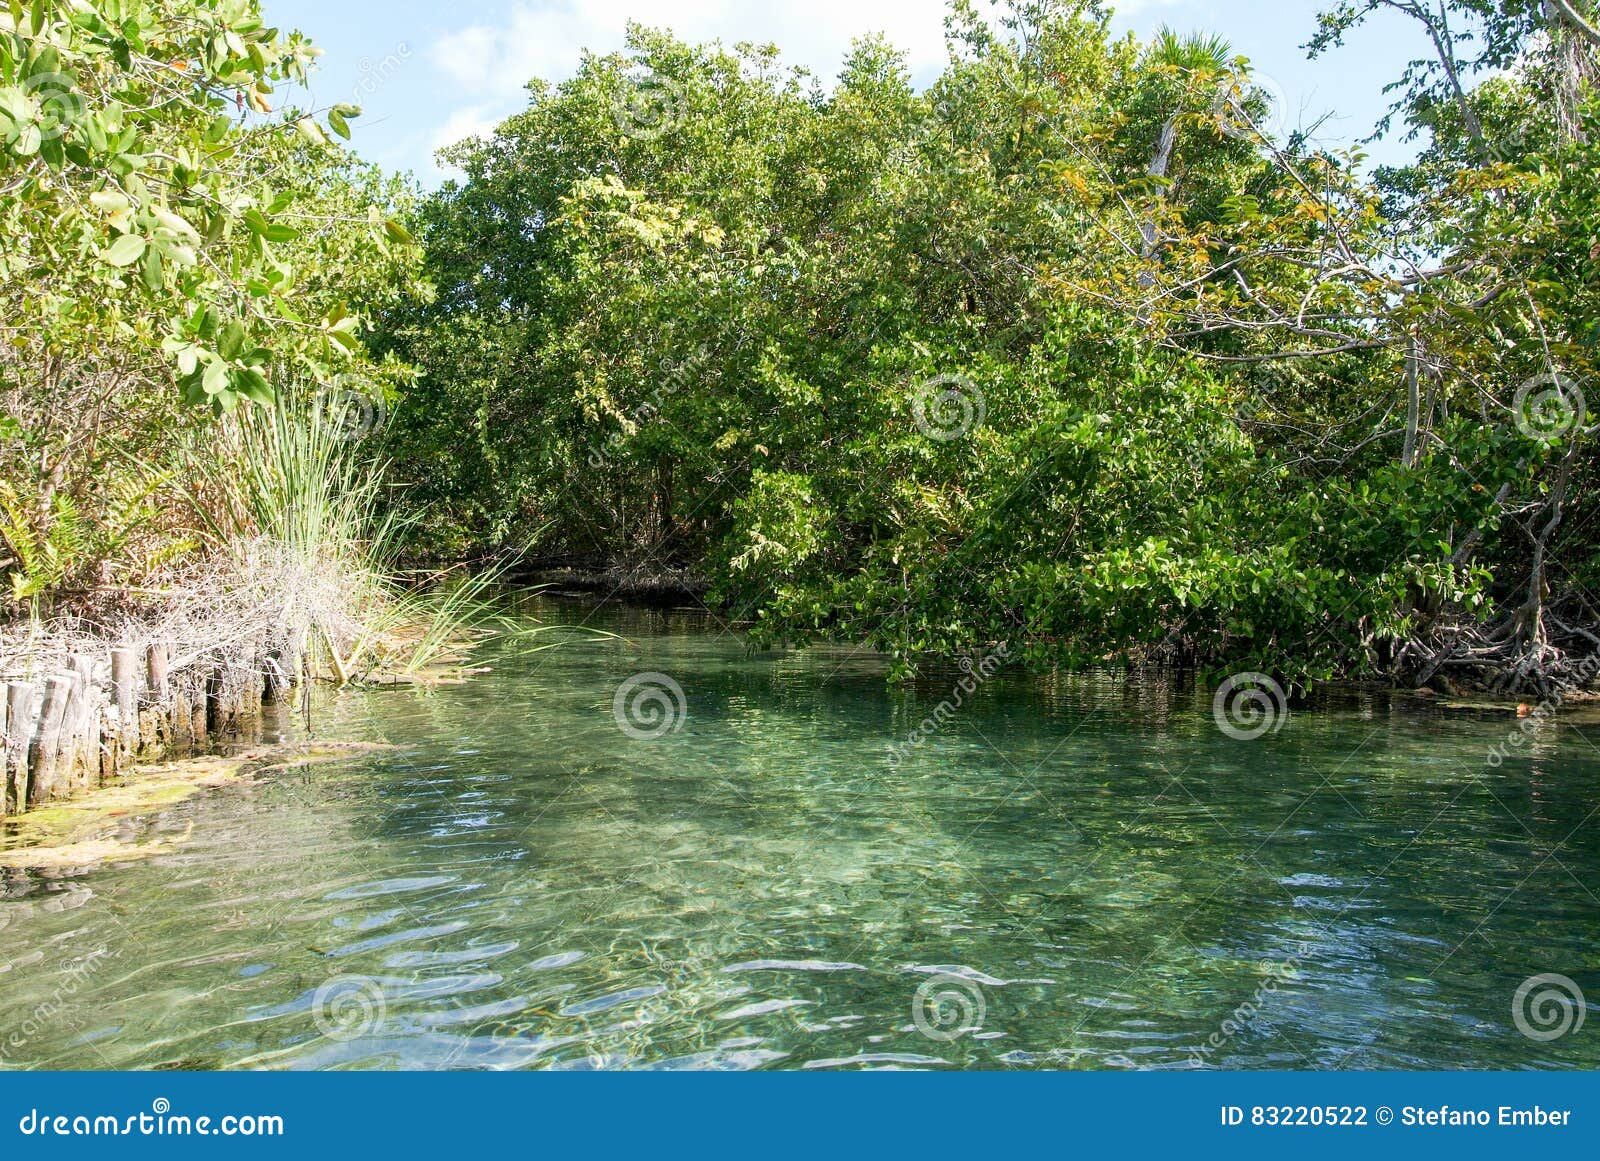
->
[0,1,426,615]
[0,0,420,411]
[374,0,1600,687]
[7,0,1593,692]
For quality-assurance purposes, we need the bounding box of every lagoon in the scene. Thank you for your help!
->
[1,599,1595,1070]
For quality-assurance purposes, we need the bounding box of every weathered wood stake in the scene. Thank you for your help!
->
[112,646,141,766]
[191,675,208,745]
[204,656,223,737]
[72,654,97,789]
[27,674,72,806]
[146,642,169,702]
[3,682,32,813]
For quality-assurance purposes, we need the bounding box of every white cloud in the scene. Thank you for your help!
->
[429,0,953,103]
[429,104,503,160]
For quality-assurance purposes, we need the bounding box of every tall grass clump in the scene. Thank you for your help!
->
[175,391,496,684]
[2,390,504,693]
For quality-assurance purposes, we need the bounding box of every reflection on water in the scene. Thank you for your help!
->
[1,598,1596,1070]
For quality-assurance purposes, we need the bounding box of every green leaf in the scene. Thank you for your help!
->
[101,234,147,266]
[235,368,274,404]
[152,207,201,242]
[139,246,163,290]
[219,320,246,360]
[328,327,362,353]
[81,115,108,152]
[13,123,41,157]
[202,358,229,395]
[160,241,196,268]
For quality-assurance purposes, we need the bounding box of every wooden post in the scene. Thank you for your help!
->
[74,654,96,789]
[173,687,187,750]
[263,649,284,705]
[204,655,223,739]
[27,674,72,806]
[192,668,209,746]
[146,642,169,703]
[111,646,140,766]
[219,657,235,736]
[60,656,95,792]
[246,651,266,742]
[3,682,32,814]
[175,680,194,751]
[58,666,82,792]
[143,642,170,755]
[101,710,116,783]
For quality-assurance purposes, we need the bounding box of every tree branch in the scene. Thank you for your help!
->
[1549,0,1600,48]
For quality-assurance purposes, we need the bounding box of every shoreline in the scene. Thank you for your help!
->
[0,740,400,873]
[3,597,1593,869]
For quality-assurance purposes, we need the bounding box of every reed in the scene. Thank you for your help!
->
[0,392,515,818]
[174,391,499,685]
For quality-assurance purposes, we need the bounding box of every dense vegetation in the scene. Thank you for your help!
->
[381,0,1600,691]
[5,0,1600,693]
[0,0,442,681]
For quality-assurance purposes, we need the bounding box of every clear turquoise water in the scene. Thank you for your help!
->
[1,598,1596,1070]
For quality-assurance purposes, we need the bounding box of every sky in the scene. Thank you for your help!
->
[265,0,1425,185]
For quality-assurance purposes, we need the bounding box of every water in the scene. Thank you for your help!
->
[1,599,1596,1070]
